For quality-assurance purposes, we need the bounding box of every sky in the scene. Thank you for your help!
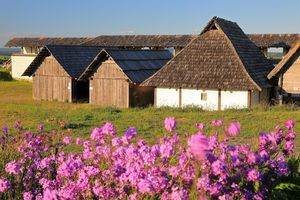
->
[1,0,300,47]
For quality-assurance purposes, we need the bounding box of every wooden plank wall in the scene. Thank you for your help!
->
[32,56,72,102]
[90,60,129,107]
[283,56,300,94]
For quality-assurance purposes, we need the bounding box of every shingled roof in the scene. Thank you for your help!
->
[22,45,103,79]
[247,34,300,48]
[142,17,273,91]
[5,34,300,49]
[268,42,300,79]
[81,35,196,47]
[79,49,172,83]
[5,37,93,47]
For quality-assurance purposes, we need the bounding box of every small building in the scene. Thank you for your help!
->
[268,42,300,102]
[142,17,274,110]
[79,49,172,107]
[5,38,92,80]
[22,45,102,102]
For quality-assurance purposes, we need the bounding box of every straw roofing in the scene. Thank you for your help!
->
[142,17,273,91]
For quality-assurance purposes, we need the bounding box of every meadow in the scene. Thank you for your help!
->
[0,80,299,199]
[0,80,299,152]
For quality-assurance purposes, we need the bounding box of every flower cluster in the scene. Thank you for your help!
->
[0,118,296,199]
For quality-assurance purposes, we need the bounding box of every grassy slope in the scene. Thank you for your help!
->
[0,81,299,152]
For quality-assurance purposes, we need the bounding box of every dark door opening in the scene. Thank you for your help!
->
[72,80,89,103]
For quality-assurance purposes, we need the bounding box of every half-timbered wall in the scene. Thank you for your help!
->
[90,60,129,107]
[32,56,72,102]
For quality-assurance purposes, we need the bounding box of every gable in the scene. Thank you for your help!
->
[92,59,128,80]
[34,56,69,77]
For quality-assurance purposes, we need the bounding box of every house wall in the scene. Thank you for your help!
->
[33,56,72,102]
[156,88,180,107]
[282,56,300,94]
[90,60,129,108]
[181,89,219,110]
[156,87,263,110]
[221,90,248,110]
[11,55,36,80]
[22,46,38,54]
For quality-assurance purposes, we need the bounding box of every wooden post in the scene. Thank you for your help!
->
[179,88,182,108]
[278,74,283,105]
[218,89,221,111]
[154,87,157,108]
[248,90,252,108]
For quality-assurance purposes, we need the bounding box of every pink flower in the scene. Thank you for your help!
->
[5,160,23,175]
[195,123,206,130]
[284,120,295,130]
[188,133,209,161]
[225,122,241,137]
[247,169,260,182]
[75,138,83,145]
[0,177,10,192]
[90,127,103,140]
[102,122,116,136]
[164,117,176,132]
[23,192,33,200]
[63,136,71,144]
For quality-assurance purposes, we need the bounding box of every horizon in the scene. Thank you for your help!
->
[1,0,300,47]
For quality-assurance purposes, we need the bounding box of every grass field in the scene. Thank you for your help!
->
[0,80,299,152]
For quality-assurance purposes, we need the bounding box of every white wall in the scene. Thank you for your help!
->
[221,90,248,110]
[181,89,219,110]
[22,46,38,54]
[11,55,36,80]
[155,88,258,110]
[156,88,180,107]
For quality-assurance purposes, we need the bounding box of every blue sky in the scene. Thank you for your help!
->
[1,0,300,47]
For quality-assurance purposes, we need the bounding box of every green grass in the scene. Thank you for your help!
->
[0,80,299,152]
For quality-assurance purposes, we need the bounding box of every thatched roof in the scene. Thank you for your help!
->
[79,49,172,83]
[5,37,93,47]
[247,34,300,48]
[142,17,273,91]
[268,42,300,79]
[22,45,103,79]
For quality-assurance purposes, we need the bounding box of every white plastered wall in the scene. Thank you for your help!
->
[156,88,180,107]
[11,55,36,80]
[221,90,248,110]
[181,89,219,110]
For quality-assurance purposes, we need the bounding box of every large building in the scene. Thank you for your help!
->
[142,17,274,110]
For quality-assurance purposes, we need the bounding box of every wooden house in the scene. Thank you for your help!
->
[22,45,102,102]
[79,49,172,107]
[142,17,274,110]
[268,42,300,101]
